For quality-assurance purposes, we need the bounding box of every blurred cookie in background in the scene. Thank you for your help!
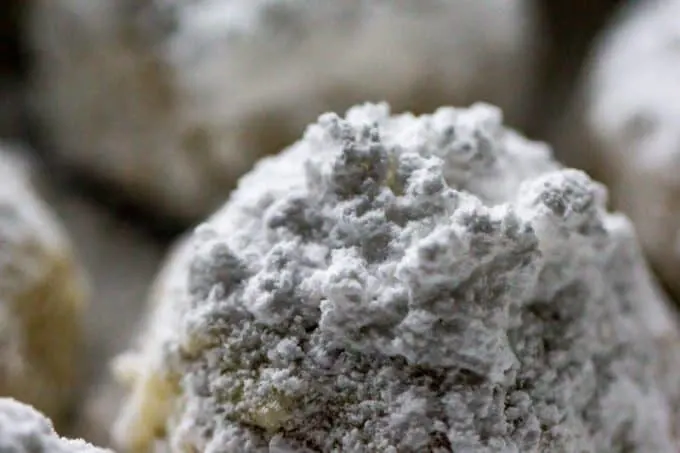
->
[26,0,540,224]
[0,144,88,430]
[552,0,680,301]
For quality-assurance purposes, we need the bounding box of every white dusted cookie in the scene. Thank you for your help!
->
[0,398,111,453]
[553,0,680,300]
[28,0,538,222]
[113,102,680,452]
[0,145,88,427]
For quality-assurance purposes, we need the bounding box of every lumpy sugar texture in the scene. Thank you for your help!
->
[114,103,680,452]
[0,398,110,453]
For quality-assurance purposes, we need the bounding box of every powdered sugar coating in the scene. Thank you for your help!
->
[115,103,680,452]
[0,398,110,453]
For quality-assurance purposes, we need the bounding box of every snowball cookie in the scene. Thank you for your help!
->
[111,102,680,453]
[28,0,538,223]
[0,147,88,427]
[0,398,111,453]
[554,0,680,300]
